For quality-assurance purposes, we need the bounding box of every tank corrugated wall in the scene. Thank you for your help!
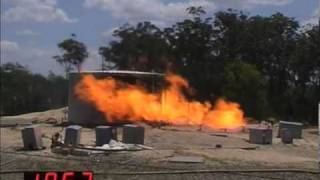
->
[68,72,107,125]
[68,71,164,126]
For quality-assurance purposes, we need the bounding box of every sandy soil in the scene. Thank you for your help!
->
[0,108,319,180]
[0,108,67,125]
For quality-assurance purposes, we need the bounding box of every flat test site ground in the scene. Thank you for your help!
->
[1,108,319,179]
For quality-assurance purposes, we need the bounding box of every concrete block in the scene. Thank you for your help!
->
[64,125,82,146]
[122,124,145,144]
[280,129,293,144]
[21,125,43,150]
[278,121,303,139]
[249,127,272,144]
[96,126,113,146]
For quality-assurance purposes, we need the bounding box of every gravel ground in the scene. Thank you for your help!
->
[1,108,319,180]
[1,151,319,180]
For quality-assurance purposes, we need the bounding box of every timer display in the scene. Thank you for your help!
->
[24,171,93,180]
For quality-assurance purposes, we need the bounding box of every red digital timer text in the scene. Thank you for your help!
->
[24,171,93,180]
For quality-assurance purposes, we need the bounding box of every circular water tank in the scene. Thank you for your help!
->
[68,71,164,126]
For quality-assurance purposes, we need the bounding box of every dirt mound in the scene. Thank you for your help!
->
[0,107,67,125]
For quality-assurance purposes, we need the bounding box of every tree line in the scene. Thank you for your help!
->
[1,7,319,124]
[1,63,67,115]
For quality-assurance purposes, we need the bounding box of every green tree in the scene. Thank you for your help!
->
[0,63,67,116]
[289,24,320,123]
[163,6,217,100]
[213,10,300,117]
[222,61,268,119]
[1,63,32,115]
[54,34,89,73]
[99,22,170,72]
[95,7,319,123]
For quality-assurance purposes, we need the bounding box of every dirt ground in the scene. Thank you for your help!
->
[0,108,319,179]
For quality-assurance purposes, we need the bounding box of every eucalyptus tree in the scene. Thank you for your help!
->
[54,34,89,73]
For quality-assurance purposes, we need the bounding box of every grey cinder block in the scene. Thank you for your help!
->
[122,124,145,144]
[249,127,273,144]
[64,125,82,146]
[21,125,43,150]
[278,121,302,139]
[96,126,113,146]
[280,129,293,144]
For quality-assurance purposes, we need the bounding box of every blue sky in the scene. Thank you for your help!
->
[1,0,319,75]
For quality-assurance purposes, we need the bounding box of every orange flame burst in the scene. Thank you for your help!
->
[75,73,245,129]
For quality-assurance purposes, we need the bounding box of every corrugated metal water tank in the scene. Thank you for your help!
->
[278,121,303,139]
[21,125,43,150]
[249,127,273,144]
[68,71,164,126]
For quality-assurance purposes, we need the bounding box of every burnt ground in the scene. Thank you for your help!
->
[0,109,319,180]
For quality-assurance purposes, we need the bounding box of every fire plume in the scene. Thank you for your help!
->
[75,73,245,129]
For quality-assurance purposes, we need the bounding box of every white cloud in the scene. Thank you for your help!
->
[82,49,102,71]
[0,40,20,52]
[244,0,292,6]
[1,40,102,75]
[83,0,294,26]
[16,29,39,36]
[84,0,217,25]
[1,40,63,75]
[302,5,320,25]
[102,28,116,37]
[213,0,293,9]
[102,27,120,42]
[2,0,76,23]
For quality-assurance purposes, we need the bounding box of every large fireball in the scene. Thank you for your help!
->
[75,73,245,129]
